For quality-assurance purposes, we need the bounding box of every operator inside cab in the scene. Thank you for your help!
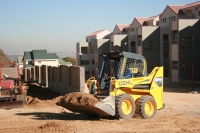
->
[2,74,8,79]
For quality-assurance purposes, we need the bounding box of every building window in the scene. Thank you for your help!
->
[131,41,135,47]
[144,41,154,50]
[172,30,178,44]
[173,16,176,21]
[81,60,90,65]
[163,52,168,59]
[198,11,200,16]
[181,37,193,49]
[138,35,142,46]
[163,34,169,42]
[85,71,89,76]
[92,69,95,75]
[181,63,192,72]
[92,59,95,64]
[131,28,135,32]
[172,61,178,70]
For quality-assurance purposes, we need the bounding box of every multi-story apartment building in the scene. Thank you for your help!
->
[77,29,111,78]
[128,15,160,72]
[159,1,200,83]
[76,1,200,84]
[110,24,130,52]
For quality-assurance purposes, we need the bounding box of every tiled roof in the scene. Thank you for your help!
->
[23,50,59,60]
[135,18,150,25]
[168,5,185,14]
[24,51,32,60]
[86,29,111,37]
[183,1,200,9]
[116,24,131,31]
[162,1,200,17]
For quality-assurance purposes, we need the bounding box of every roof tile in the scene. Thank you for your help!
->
[86,29,111,37]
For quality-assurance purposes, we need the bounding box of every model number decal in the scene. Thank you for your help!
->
[118,80,131,86]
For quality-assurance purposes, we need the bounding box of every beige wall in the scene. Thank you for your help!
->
[142,26,159,40]
[96,30,111,39]
[110,35,127,45]
[196,8,200,19]
[178,19,199,31]
[112,25,121,35]
[76,42,88,66]
[34,60,58,67]
[138,46,142,55]
[128,20,140,37]
[171,21,178,30]
[160,7,177,28]
[171,44,178,61]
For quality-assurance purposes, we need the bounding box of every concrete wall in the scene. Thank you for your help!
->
[23,65,86,95]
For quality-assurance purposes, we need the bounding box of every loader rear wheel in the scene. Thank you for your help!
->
[115,94,135,119]
[137,96,157,119]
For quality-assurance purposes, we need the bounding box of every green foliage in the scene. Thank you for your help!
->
[63,56,77,65]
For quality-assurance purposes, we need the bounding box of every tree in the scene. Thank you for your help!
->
[63,56,77,65]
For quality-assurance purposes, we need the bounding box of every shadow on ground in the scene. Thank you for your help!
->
[164,82,200,93]
[15,111,116,121]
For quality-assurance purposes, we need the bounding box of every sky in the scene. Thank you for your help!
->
[0,0,197,52]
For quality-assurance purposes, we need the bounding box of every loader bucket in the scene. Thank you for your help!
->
[0,101,23,109]
[59,96,115,116]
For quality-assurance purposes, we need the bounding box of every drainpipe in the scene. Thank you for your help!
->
[192,63,194,89]
[170,63,172,86]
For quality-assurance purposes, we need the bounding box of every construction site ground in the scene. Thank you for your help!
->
[0,83,200,133]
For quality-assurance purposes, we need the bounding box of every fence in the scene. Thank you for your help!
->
[23,65,87,95]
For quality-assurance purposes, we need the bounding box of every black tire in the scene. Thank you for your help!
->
[136,95,157,119]
[115,94,135,119]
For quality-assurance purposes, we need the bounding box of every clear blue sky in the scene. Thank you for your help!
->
[0,0,196,52]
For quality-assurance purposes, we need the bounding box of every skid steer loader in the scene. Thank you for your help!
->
[65,52,164,119]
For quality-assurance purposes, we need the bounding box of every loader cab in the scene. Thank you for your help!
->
[97,52,147,95]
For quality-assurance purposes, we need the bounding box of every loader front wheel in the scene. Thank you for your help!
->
[137,96,157,119]
[115,94,135,119]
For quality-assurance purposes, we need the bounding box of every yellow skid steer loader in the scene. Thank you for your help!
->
[65,52,164,119]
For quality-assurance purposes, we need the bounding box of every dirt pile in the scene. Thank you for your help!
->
[24,83,63,108]
[56,92,98,107]
[39,122,70,132]
[0,49,12,64]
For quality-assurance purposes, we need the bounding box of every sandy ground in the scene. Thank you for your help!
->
[0,83,200,133]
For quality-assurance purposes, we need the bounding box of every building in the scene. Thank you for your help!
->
[76,1,200,84]
[77,29,111,78]
[23,50,59,68]
[159,1,200,83]
[110,24,130,52]
[16,56,23,68]
[128,15,160,72]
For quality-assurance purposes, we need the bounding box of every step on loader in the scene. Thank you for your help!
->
[0,62,26,109]
[63,52,164,119]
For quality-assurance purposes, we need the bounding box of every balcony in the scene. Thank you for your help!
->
[137,27,142,35]
[171,21,178,30]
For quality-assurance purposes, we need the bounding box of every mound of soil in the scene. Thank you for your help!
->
[0,49,12,64]
[56,92,98,106]
[39,122,70,132]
